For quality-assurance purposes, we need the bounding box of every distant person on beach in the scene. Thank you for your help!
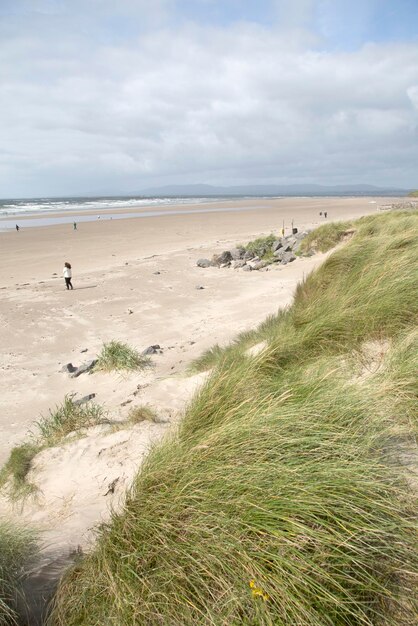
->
[63,262,73,290]
[324,211,328,218]
[73,222,77,230]
[15,224,19,231]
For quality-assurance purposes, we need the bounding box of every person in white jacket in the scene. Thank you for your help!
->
[63,262,73,290]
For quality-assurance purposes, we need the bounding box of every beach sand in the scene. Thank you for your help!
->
[0,196,391,555]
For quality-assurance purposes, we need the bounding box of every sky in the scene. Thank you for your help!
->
[0,0,417,196]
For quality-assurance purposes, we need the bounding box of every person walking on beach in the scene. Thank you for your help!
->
[15,224,19,231]
[63,262,73,290]
[73,222,77,230]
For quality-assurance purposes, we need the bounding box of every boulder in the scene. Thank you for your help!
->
[280,252,297,265]
[211,251,232,266]
[250,260,268,271]
[70,359,98,378]
[242,265,253,272]
[195,285,205,290]
[230,247,245,260]
[243,250,255,261]
[196,258,211,268]
[271,240,283,252]
[232,260,246,269]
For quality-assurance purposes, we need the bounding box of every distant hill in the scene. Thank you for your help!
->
[139,183,407,196]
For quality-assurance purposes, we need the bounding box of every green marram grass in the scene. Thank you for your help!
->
[243,233,277,261]
[49,210,418,625]
[0,396,104,498]
[298,220,354,254]
[0,522,37,626]
[34,395,104,446]
[95,340,149,372]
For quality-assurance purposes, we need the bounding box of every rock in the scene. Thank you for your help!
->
[230,247,245,260]
[142,345,160,355]
[153,271,161,275]
[250,260,268,271]
[243,250,255,261]
[80,348,88,353]
[196,258,211,268]
[247,257,261,268]
[61,363,77,374]
[70,359,98,378]
[242,265,252,271]
[219,262,231,268]
[73,393,96,406]
[211,251,232,266]
[128,309,134,314]
[280,252,297,265]
[195,285,205,290]
[232,260,246,269]
[120,399,133,406]
[272,240,283,252]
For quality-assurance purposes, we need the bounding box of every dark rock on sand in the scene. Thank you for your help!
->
[70,359,98,378]
[61,363,77,374]
[73,393,96,406]
[142,345,161,355]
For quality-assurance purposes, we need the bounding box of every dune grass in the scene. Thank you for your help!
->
[49,210,418,625]
[34,396,104,446]
[297,220,354,254]
[0,396,105,498]
[0,522,37,626]
[95,340,149,372]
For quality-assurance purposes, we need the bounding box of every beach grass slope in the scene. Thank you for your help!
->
[0,522,37,626]
[49,211,417,625]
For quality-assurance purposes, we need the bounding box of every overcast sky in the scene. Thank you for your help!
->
[1,0,417,196]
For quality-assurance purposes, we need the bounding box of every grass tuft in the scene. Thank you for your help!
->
[243,233,277,260]
[34,396,105,446]
[0,444,39,498]
[95,340,149,372]
[0,397,105,499]
[127,405,158,424]
[0,522,37,625]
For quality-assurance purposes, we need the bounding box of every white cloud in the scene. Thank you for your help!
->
[0,8,417,195]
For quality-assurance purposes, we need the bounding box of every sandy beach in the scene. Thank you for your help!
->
[0,196,393,554]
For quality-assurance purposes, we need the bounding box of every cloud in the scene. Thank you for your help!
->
[0,3,417,195]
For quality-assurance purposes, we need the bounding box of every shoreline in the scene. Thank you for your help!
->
[0,195,402,231]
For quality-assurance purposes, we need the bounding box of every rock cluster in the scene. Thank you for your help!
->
[197,232,309,271]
